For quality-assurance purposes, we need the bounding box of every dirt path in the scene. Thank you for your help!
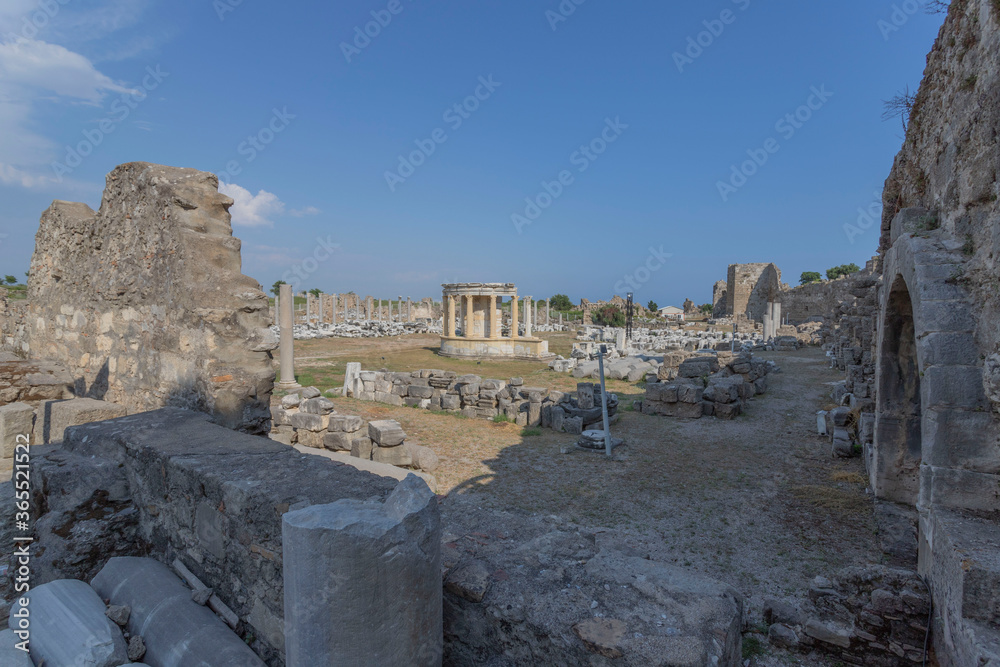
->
[333,345,878,664]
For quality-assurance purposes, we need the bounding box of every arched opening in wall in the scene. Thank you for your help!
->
[874,275,922,505]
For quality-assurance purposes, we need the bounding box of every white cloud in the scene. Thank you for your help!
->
[0,38,135,103]
[289,206,320,217]
[220,182,286,228]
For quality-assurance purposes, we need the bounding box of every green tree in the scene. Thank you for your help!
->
[800,271,822,285]
[647,300,658,312]
[826,263,861,280]
[4,275,16,285]
[308,288,322,298]
[593,305,626,328]
[271,280,286,296]
[699,303,713,314]
[549,294,572,311]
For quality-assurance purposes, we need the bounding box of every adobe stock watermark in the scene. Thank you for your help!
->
[614,246,673,294]
[11,433,32,655]
[673,0,751,73]
[3,0,73,43]
[279,236,341,286]
[511,116,628,234]
[384,75,501,192]
[716,85,833,202]
[545,0,588,31]
[877,0,927,40]
[340,0,416,63]
[50,65,169,182]
[216,108,296,184]
[843,190,883,244]
[213,0,244,21]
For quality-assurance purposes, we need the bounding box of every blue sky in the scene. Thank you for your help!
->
[0,0,945,306]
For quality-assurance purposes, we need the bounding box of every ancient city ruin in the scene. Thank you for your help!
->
[0,1,998,666]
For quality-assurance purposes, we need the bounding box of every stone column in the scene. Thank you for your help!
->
[511,294,519,338]
[282,475,442,667]
[773,302,782,334]
[525,297,533,337]
[546,299,550,325]
[764,302,774,340]
[398,296,402,323]
[278,283,300,389]
[445,295,455,337]
[407,297,412,322]
[464,295,474,337]
[534,300,539,330]
[559,312,563,326]
[318,293,324,324]
[489,295,499,339]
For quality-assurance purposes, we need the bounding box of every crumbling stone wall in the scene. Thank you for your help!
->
[712,280,728,318]
[724,263,782,321]
[26,162,278,434]
[29,408,397,665]
[0,290,29,357]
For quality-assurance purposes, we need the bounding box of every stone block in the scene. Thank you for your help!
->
[675,402,703,419]
[91,557,264,666]
[272,407,291,427]
[296,429,324,449]
[300,386,322,399]
[922,365,989,410]
[462,407,479,419]
[508,377,523,386]
[10,579,129,667]
[373,444,413,467]
[458,383,480,396]
[564,416,584,434]
[714,402,740,420]
[281,393,301,409]
[290,412,326,432]
[551,407,565,432]
[678,357,719,378]
[376,391,403,406]
[324,432,353,452]
[327,415,364,433]
[577,383,595,409]
[0,402,34,458]
[37,398,128,444]
[282,476,441,665]
[368,420,406,447]
[351,436,373,460]
[268,428,295,446]
[677,385,704,404]
[441,395,460,411]
[301,397,336,415]
[408,385,434,399]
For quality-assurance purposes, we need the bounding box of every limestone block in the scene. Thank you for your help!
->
[441,395,460,411]
[300,387,321,399]
[301,397,336,415]
[715,403,740,420]
[324,432,353,452]
[678,357,719,378]
[551,407,566,432]
[272,407,292,427]
[325,415,362,433]
[282,475,441,666]
[677,385,704,404]
[268,428,295,446]
[376,391,404,406]
[408,386,434,399]
[295,429,324,448]
[0,402,34,458]
[577,383,595,410]
[351,436,373,460]
[281,393,301,409]
[91,557,264,666]
[289,412,326,432]
[458,383,480,397]
[675,402,703,419]
[37,398,128,444]
[368,420,406,447]
[528,403,541,427]
[9,579,129,667]
[462,407,479,419]
[564,416,584,434]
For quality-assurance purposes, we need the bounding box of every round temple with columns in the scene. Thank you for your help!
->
[439,283,553,360]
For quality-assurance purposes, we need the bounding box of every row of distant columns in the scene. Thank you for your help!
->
[443,294,548,338]
[294,293,416,325]
[763,301,783,341]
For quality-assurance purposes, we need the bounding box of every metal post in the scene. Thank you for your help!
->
[598,344,612,458]
[625,292,634,342]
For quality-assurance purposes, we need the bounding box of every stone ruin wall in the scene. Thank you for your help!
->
[881,0,1000,370]
[0,290,29,357]
[712,280,728,318]
[723,263,782,321]
[22,162,278,435]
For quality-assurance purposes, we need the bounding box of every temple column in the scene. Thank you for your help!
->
[464,295,474,337]
[511,294,519,339]
[489,295,499,339]
[525,297,533,337]
[446,295,455,337]
[278,283,300,389]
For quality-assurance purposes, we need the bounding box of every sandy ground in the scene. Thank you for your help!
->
[291,338,881,665]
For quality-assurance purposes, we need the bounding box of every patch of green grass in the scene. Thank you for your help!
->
[742,635,767,660]
[427,409,467,419]
[493,414,512,423]
[521,427,542,437]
